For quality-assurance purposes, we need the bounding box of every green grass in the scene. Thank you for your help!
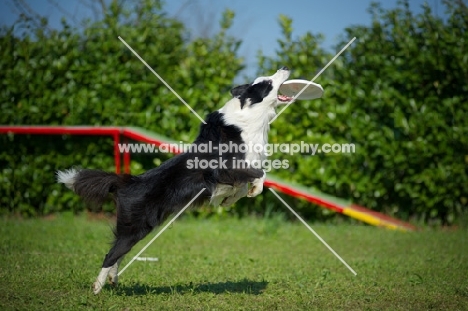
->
[0,213,467,310]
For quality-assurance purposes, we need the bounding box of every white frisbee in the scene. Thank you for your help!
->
[279,79,324,100]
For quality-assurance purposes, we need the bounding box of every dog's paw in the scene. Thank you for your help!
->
[93,280,103,295]
[108,274,118,287]
[220,197,231,207]
[221,196,240,207]
[247,183,263,197]
[108,263,119,287]
[93,266,112,294]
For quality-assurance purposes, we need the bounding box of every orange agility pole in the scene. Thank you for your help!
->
[0,125,416,231]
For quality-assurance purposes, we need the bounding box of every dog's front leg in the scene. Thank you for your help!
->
[247,170,265,197]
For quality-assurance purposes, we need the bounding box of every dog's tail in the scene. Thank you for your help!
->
[56,168,130,206]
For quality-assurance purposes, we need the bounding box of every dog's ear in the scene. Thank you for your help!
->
[230,84,251,97]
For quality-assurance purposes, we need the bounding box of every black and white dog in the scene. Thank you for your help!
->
[57,67,292,294]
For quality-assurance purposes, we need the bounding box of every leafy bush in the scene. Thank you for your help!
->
[258,0,468,224]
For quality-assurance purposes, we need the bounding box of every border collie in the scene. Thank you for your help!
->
[57,67,292,294]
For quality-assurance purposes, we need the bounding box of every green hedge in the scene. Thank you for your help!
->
[1,0,467,224]
[258,1,468,224]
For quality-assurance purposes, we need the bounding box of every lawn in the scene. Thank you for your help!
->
[0,213,467,310]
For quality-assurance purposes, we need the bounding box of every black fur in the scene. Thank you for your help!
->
[230,84,251,97]
[73,170,129,206]
[230,81,274,108]
[71,111,263,268]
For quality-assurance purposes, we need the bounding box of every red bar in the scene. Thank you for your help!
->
[0,126,121,136]
[122,128,182,154]
[0,126,124,173]
[123,138,131,174]
[114,133,121,174]
[264,179,345,213]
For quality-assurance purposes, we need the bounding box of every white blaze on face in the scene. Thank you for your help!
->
[252,68,291,105]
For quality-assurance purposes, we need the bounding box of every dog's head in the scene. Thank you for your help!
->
[220,67,292,126]
[229,66,292,109]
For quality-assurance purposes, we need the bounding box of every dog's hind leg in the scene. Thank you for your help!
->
[93,229,150,294]
[93,266,112,295]
[107,256,124,287]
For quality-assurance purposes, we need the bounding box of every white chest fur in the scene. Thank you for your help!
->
[220,104,275,163]
[209,106,274,207]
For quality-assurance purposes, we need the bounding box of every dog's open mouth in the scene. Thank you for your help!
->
[278,94,293,102]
